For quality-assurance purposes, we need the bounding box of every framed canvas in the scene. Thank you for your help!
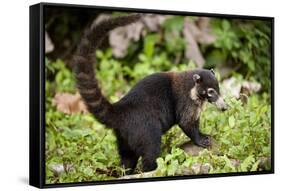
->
[29,2,274,188]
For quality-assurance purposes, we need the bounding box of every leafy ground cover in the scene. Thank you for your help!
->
[45,57,271,184]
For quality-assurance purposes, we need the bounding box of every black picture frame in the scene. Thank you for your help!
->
[29,2,274,188]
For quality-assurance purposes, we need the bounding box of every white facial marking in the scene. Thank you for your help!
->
[190,86,198,101]
[195,107,201,120]
[190,86,204,106]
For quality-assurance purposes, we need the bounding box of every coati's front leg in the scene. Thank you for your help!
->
[179,119,211,148]
[142,144,161,172]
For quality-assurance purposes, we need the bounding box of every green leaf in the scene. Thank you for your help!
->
[165,154,173,162]
[222,20,231,31]
[228,116,235,128]
[163,16,185,32]
[167,160,179,176]
[251,160,260,171]
[223,155,236,172]
[240,155,255,171]
[144,34,159,58]
[83,167,94,176]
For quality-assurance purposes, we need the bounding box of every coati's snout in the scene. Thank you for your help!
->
[192,69,228,111]
[208,91,228,111]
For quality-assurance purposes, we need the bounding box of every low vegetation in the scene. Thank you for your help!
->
[45,15,271,184]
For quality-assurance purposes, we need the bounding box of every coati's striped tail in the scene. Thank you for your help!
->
[73,14,141,126]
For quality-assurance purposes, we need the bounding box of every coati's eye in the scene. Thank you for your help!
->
[207,88,216,97]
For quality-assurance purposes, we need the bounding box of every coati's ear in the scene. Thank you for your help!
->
[193,74,201,84]
[210,68,215,75]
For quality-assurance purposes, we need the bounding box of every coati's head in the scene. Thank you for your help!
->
[191,69,228,111]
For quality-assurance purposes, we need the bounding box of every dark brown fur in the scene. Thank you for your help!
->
[73,15,223,173]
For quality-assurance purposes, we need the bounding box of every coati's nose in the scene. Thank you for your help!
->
[221,105,228,112]
[214,97,228,112]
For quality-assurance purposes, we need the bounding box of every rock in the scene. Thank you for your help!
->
[200,163,211,174]
[50,163,74,177]
[180,141,205,156]
[119,170,156,179]
[180,138,219,156]
[50,164,64,176]
[191,163,201,174]
[182,168,193,175]
[221,77,261,98]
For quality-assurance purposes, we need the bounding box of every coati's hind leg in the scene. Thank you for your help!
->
[180,119,211,148]
[141,129,161,172]
[120,150,138,174]
[117,136,139,174]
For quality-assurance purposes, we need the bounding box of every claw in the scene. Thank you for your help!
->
[197,135,211,148]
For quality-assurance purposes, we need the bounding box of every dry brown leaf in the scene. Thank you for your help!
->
[142,14,167,32]
[93,14,144,58]
[194,17,216,44]
[183,19,205,68]
[52,92,88,114]
[107,14,167,58]
[94,14,215,66]
[109,22,144,58]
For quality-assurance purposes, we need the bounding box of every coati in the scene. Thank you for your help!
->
[72,14,228,173]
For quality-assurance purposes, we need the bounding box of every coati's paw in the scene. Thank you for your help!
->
[196,135,211,148]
